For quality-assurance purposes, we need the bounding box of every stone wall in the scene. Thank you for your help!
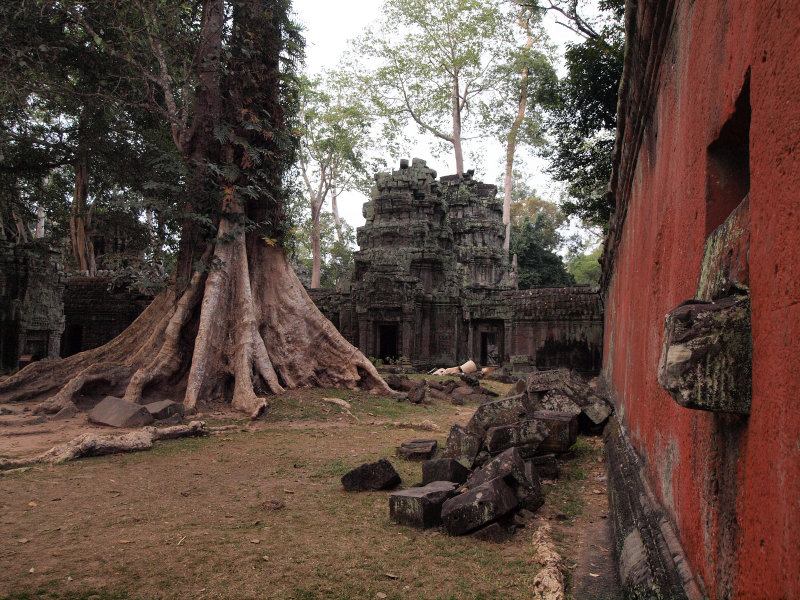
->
[311,159,604,374]
[0,241,65,372]
[601,0,800,596]
[61,277,153,357]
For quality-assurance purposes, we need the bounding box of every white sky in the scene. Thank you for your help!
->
[290,0,585,233]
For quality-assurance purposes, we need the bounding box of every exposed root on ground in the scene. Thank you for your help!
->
[0,226,390,418]
[0,421,208,470]
[531,523,567,600]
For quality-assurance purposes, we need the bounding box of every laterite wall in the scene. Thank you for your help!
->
[601,0,800,597]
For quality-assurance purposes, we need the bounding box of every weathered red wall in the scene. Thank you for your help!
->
[602,0,800,597]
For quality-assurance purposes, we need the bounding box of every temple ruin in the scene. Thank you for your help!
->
[310,159,603,375]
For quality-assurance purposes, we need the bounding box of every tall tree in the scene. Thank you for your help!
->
[354,0,514,176]
[479,7,557,250]
[0,0,389,417]
[520,0,625,228]
[297,74,372,288]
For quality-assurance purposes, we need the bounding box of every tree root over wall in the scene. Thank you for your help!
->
[0,241,390,418]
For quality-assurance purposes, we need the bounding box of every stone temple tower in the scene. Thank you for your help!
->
[350,158,512,366]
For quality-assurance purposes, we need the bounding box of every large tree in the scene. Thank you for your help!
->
[0,0,389,417]
[297,74,372,288]
[479,7,557,250]
[531,0,625,229]
[354,0,514,176]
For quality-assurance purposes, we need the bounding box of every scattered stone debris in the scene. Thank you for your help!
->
[421,458,471,486]
[527,369,613,434]
[390,419,442,433]
[441,477,519,535]
[341,458,401,492]
[144,400,185,421]
[384,369,612,542]
[530,524,567,600]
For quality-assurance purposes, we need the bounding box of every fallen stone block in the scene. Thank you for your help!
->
[444,425,482,464]
[505,378,527,398]
[144,400,185,421]
[466,394,535,436]
[389,481,458,528]
[470,521,511,543]
[460,360,477,374]
[485,419,550,455]
[465,393,493,405]
[396,439,438,461]
[539,390,582,417]
[527,454,559,480]
[451,386,476,404]
[88,396,153,428]
[466,448,543,511]
[441,478,519,535]
[341,458,401,491]
[422,458,471,485]
[407,385,427,404]
[52,403,78,421]
[427,388,451,402]
[527,369,571,394]
[531,410,578,453]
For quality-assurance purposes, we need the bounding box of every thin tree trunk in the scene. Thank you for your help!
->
[310,199,322,288]
[35,206,45,238]
[451,72,464,176]
[503,20,537,252]
[331,180,343,244]
[70,153,96,275]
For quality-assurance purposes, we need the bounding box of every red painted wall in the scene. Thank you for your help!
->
[602,1,800,597]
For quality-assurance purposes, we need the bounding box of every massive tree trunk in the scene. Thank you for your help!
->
[0,230,388,418]
[0,0,390,417]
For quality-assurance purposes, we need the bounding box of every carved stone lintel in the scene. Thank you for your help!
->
[657,295,751,414]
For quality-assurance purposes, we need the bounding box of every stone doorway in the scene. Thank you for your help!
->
[377,323,398,362]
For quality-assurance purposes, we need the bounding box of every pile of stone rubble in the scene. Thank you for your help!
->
[342,368,613,540]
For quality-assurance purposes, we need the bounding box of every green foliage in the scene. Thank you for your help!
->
[351,0,517,168]
[0,0,304,282]
[510,213,575,288]
[566,243,602,285]
[478,10,558,150]
[537,0,626,229]
[292,212,356,290]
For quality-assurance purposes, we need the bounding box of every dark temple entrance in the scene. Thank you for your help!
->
[378,323,398,361]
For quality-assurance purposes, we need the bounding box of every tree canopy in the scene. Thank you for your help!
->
[528,0,625,229]
[352,0,517,175]
[0,0,390,417]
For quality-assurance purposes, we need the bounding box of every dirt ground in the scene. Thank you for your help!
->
[0,381,620,599]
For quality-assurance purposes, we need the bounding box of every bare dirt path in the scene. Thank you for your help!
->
[1,384,621,599]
